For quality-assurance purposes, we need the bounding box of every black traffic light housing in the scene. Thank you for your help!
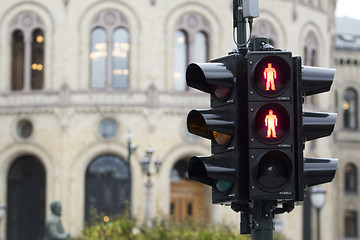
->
[295,61,338,200]
[246,51,297,200]
[186,53,249,204]
[186,46,337,207]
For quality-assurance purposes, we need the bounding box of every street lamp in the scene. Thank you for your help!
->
[127,129,137,163]
[310,186,326,240]
[0,202,6,240]
[139,147,162,227]
[127,129,137,217]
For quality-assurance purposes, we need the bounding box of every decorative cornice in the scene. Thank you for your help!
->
[0,86,209,114]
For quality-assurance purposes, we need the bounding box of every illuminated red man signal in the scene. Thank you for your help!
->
[264,63,277,91]
[265,109,278,138]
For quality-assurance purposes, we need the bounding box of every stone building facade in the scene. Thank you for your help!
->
[332,17,360,240]
[0,0,340,239]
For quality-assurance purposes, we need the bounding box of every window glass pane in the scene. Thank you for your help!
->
[31,29,45,90]
[99,118,118,139]
[304,32,318,66]
[90,28,107,89]
[193,31,208,63]
[8,155,45,180]
[87,155,129,179]
[345,211,358,237]
[16,119,33,139]
[11,30,25,90]
[173,30,188,91]
[7,155,46,239]
[345,164,357,193]
[112,28,130,89]
[344,88,358,129]
[85,155,130,221]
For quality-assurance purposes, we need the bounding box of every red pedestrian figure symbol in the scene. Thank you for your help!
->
[265,110,278,138]
[264,63,277,91]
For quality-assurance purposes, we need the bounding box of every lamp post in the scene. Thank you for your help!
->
[310,186,326,240]
[0,202,5,240]
[127,130,137,217]
[139,147,162,228]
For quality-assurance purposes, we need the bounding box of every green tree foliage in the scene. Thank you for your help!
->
[75,213,288,240]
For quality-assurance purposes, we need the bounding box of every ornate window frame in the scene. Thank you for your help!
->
[84,154,130,221]
[345,210,358,238]
[9,12,45,91]
[343,88,358,130]
[173,13,211,91]
[345,163,358,194]
[90,10,130,90]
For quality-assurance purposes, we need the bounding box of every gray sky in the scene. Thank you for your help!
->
[335,0,360,19]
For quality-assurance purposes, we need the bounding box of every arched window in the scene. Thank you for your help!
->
[11,30,25,90]
[345,210,358,238]
[31,29,45,89]
[7,155,46,239]
[304,32,318,66]
[345,163,357,193]
[90,28,107,88]
[112,28,130,88]
[85,154,130,221]
[303,32,319,109]
[90,10,130,90]
[193,31,208,63]
[173,30,188,91]
[344,88,358,129]
[173,13,210,91]
[10,12,45,91]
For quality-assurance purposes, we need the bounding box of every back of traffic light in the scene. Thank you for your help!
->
[186,53,249,204]
[294,59,338,200]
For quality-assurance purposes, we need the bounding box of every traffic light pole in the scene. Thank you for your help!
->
[233,0,247,48]
[252,201,275,240]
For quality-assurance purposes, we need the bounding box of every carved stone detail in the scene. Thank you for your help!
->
[253,20,278,46]
[176,13,211,38]
[91,10,129,31]
[10,12,44,32]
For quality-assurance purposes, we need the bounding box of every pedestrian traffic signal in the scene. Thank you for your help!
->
[247,51,296,200]
[186,53,248,204]
[186,49,337,206]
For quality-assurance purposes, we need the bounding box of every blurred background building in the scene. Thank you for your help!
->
[0,0,354,239]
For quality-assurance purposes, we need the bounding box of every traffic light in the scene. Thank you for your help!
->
[186,53,248,204]
[246,51,297,200]
[186,50,337,205]
[294,60,338,200]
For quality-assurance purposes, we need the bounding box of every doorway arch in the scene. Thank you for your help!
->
[170,158,210,222]
[84,154,130,222]
[7,155,46,240]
